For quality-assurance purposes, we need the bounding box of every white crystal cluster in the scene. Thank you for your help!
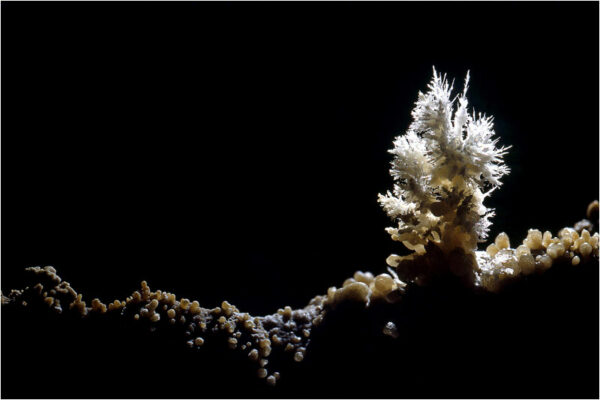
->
[379,68,510,256]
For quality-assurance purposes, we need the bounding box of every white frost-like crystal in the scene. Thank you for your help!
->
[379,67,510,255]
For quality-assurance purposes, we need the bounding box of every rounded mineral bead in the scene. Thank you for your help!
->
[579,242,592,257]
[486,244,500,257]
[342,277,356,287]
[374,274,394,294]
[536,255,552,271]
[542,231,553,248]
[385,255,401,268]
[546,243,565,259]
[515,245,531,258]
[525,229,543,250]
[518,254,535,275]
[495,232,510,249]
[353,271,374,285]
[248,349,259,361]
[327,286,337,299]
[581,229,591,243]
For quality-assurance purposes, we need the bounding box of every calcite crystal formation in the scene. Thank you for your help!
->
[378,68,510,262]
[378,69,599,292]
[2,202,597,387]
[2,266,321,387]
[0,265,407,386]
[479,226,598,292]
[386,211,599,292]
[2,69,598,391]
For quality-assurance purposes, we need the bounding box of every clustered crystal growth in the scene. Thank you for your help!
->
[379,68,510,256]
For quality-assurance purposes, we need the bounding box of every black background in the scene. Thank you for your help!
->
[2,1,599,398]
